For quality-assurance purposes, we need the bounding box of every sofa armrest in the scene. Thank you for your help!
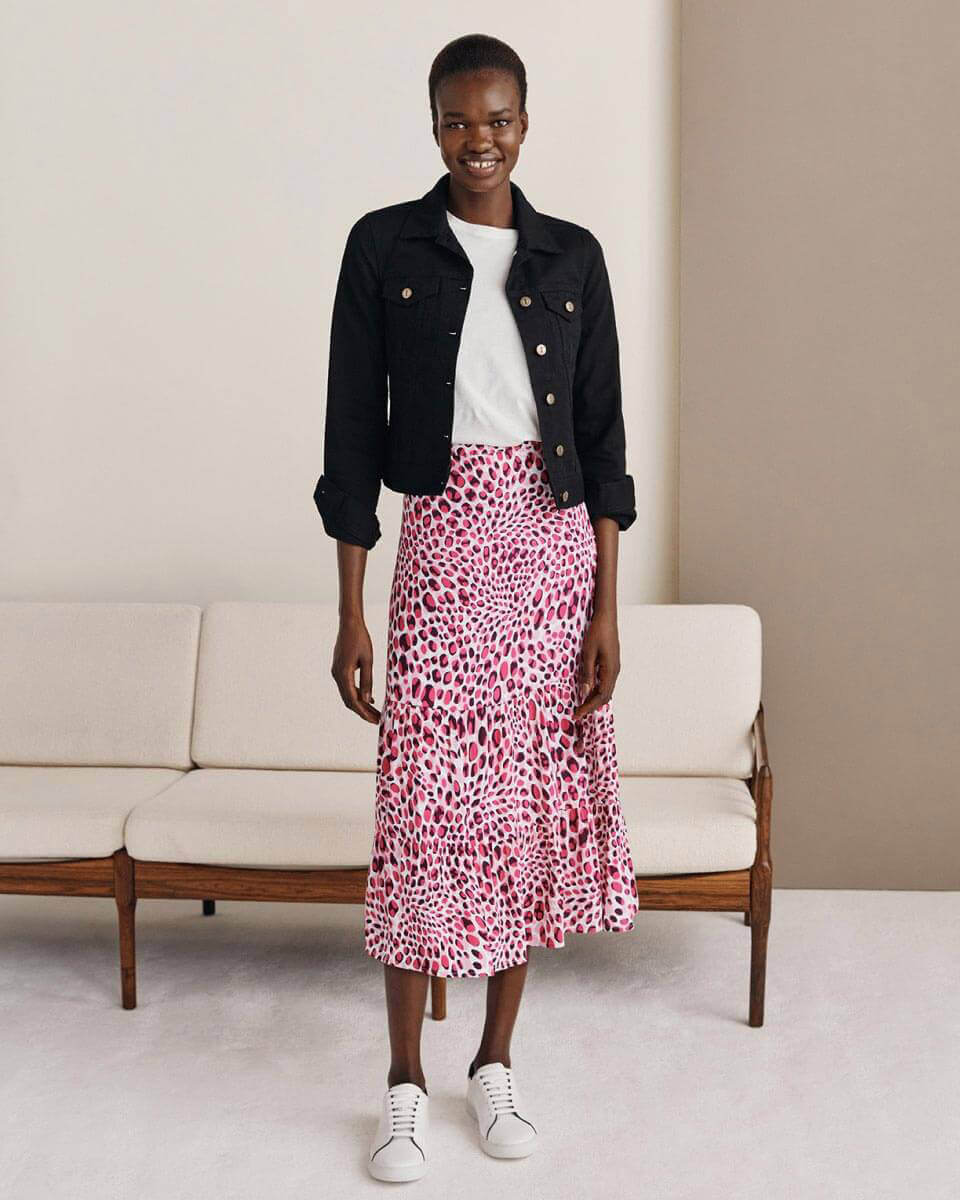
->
[751,702,772,871]
[752,701,769,775]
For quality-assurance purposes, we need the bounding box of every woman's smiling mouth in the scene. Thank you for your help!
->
[460,157,502,175]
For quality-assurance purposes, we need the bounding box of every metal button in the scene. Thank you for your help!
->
[535,343,547,356]
[545,392,556,405]
[401,286,413,299]
[449,330,458,335]
[564,299,575,312]
[555,443,565,456]
[561,489,569,501]
[519,295,532,307]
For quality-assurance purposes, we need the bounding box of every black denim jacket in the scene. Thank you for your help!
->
[313,172,636,550]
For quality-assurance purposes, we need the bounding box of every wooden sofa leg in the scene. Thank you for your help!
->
[749,744,773,1026]
[748,864,770,1026]
[113,849,137,1010]
[203,899,216,915]
[430,976,447,1021]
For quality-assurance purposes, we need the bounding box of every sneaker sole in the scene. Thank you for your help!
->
[464,1097,537,1158]
[368,1156,428,1183]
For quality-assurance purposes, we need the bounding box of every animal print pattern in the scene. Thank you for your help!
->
[364,438,639,977]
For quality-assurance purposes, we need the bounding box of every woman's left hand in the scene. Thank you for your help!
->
[572,612,620,722]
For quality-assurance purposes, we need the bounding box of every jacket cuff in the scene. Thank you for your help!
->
[583,474,637,532]
[313,475,381,550]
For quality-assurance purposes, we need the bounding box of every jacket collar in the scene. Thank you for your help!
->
[398,171,563,255]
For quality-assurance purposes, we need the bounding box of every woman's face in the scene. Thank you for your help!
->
[434,69,527,194]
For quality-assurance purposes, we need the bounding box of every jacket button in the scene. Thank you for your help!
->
[519,295,532,307]
[561,489,569,501]
[401,286,413,299]
[564,299,575,312]
[535,343,547,356]
[555,443,565,456]
[545,392,556,405]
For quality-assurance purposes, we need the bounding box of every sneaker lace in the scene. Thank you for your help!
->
[480,1067,518,1114]
[389,1090,421,1136]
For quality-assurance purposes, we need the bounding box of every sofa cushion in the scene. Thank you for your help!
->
[123,768,755,875]
[188,602,760,775]
[0,602,201,769]
[0,766,185,860]
[621,776,757,875]
[615,605,761,776]
[123,767,376,868]
[190,602,388,770]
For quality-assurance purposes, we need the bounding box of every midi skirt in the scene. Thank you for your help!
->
[363,438,639,978]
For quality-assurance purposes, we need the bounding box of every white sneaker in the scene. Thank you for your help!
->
[368,1082,429,1182]
[465,1061,538,1158]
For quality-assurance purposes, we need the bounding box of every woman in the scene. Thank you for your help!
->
[314,33,640,1183]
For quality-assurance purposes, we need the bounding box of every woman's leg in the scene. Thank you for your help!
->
[468,960,528,1072]
[384,963,430,1092]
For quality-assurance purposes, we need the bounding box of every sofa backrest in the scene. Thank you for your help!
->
[190,601,761,776]
[615,605,761,776]
[190,601,389,769]
[0,602,201,768]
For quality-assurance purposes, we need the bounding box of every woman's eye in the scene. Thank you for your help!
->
[445,119,511,130]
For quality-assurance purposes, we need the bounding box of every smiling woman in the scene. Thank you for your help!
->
[313,31,639,1184]
[431,52,526,199]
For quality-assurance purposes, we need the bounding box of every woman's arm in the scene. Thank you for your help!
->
[313,212,387,550]
[574,517,621,722]
[571,229,637,532]
[571,229,634,720]
[314,212,387,721]
[331,541,381,724]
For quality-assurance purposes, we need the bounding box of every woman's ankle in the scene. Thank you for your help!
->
[387,1067,427,1093]
[469,1050,511,1077]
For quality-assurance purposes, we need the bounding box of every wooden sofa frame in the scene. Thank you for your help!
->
[1,705,772,1026]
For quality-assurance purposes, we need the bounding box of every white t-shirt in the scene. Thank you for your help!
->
[445,209,540,446]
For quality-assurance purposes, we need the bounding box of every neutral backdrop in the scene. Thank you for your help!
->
[0,0,679,605]
[680,0,960,887]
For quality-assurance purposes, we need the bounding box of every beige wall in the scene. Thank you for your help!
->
[0,1,679,605]
[680,1,960,887]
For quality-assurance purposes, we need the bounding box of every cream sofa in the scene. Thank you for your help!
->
[0,600,771,1024]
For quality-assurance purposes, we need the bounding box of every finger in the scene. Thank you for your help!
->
[358,655,374,705]
[338,666,379,724]
[578,650,597,700]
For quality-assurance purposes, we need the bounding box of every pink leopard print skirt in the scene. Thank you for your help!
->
[364,438,639,977]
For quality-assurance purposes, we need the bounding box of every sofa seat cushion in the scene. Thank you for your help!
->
[0,766,185,860]
[620,776,757,875]
[123,768,376,869]
[124,769,756,877]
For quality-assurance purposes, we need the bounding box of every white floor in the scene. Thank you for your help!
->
[0,889,956,1199]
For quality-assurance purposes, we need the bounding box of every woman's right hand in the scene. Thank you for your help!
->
[331,613,381,723]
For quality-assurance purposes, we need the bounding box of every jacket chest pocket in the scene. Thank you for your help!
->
[382,275,442,455]
[540,287,582,380]
[381,275,442,371]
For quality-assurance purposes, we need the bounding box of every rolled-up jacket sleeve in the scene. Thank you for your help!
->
[312,212,387,550]
[571,230,637,532]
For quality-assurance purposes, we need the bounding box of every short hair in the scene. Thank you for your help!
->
[428,34,527,129]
